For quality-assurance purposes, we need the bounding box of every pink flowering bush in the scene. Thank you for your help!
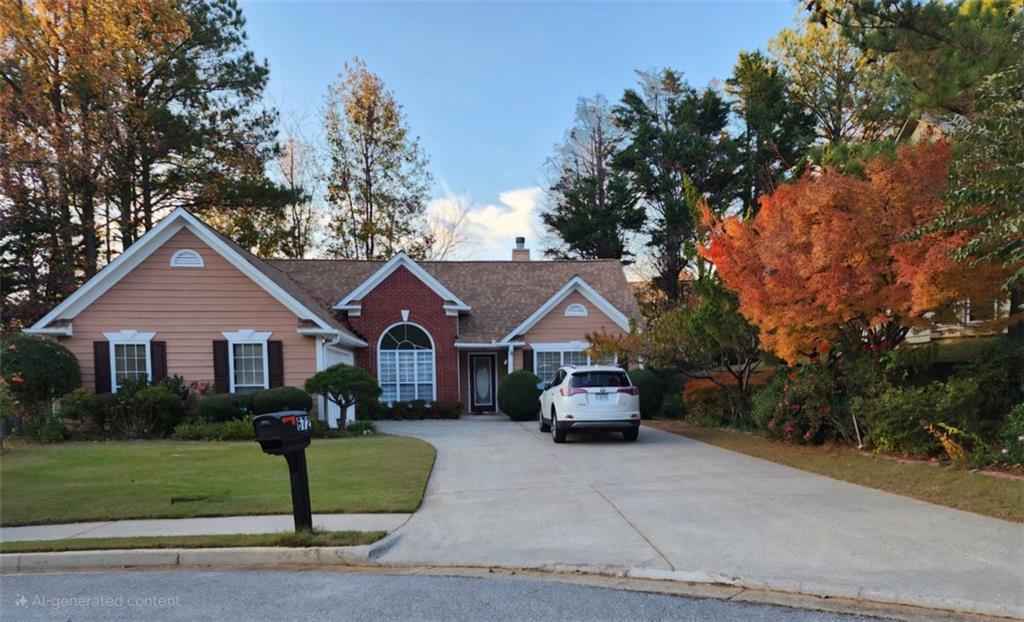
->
[996,404,1024,468]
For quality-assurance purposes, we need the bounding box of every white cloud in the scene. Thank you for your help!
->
[426,186,544,260]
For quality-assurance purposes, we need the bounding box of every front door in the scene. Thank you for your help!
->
[469,354,496,413]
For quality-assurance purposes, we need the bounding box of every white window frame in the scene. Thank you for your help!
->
[169,248,204,268]
[564,303,588,317]
[223,329,272,393]
[104,330,156,393]
[531,341,619,383]
[377,322,437,403]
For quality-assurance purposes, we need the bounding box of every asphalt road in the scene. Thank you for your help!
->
[0,571,885,622]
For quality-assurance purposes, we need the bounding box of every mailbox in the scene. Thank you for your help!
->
[253,411,311,455]
[252,411,313,531]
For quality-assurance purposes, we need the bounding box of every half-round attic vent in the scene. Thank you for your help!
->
[564,303,588,317]
[170,249,204,268]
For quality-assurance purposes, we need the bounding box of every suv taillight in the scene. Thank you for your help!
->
[560,387,587,396]
[617,387,638,395]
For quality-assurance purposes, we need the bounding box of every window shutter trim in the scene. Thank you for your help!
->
[151,341,167,381]
[268,340,284,388]
[93,341,111,393]
[522,347,533,373]
[213,340,229,393]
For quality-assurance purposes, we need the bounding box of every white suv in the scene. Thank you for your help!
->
[538,365,641,443]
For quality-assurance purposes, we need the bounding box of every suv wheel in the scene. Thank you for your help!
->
[539,406,550,432]
[551,410,567,444]
[622,427,639,442]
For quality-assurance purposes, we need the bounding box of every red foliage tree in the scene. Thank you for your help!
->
[700,141,1008,364]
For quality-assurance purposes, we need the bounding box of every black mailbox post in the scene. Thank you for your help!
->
[253,411,313,532]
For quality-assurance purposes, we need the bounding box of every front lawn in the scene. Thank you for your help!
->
[0,436,435,526]
[0,530,385,553]
[648,421,1024,523]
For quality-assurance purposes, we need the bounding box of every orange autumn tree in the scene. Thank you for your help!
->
[699,141,1007,364]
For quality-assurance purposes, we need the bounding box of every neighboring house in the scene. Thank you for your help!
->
[25,208,642,426]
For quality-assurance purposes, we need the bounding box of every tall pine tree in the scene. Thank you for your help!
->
[542,96,645,261]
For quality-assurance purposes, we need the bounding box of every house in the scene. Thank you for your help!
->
[25,208,642,426]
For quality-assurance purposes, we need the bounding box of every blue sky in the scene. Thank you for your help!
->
[242,1,799,258]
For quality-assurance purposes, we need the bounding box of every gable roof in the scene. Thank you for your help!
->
[499,275,632,342]
[269,258,643,343]
[26,208,366,347]
[334,252,471,314]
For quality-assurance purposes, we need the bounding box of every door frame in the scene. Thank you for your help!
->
[467,353,498,413]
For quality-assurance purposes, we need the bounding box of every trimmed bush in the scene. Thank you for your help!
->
[628,369,664,419]
[198,393,254,422]
[367,400,462,420]
[498,370,542,421]
[252,386,313,414]
[172,419,254,441]
[109,384,186,439]
[1,333,81,418]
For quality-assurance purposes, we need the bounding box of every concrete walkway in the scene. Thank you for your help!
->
[374,419,1024,618]
[0,514,410,543]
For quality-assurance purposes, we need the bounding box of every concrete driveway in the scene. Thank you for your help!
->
[375,418,1023,618]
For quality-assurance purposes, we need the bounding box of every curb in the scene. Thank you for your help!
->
[2,548,1020,620]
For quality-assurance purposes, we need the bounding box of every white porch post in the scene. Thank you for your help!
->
[507,344,514,374]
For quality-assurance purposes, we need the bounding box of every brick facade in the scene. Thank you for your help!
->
[346,266,460,403]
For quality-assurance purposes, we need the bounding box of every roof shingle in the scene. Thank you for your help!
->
[267,259,642,343]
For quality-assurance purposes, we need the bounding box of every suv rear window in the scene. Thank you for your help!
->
[569,371,630,388]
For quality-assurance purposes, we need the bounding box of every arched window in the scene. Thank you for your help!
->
[378,323,435,402]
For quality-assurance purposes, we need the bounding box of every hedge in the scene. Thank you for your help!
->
[498,370,541,421]
[252,386,313,414]
[628,369,664,419]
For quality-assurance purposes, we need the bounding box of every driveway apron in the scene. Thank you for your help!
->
[375,419,1024,617]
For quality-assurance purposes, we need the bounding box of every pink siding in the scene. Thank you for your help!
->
[523,291,627,344]
[62,229,317,391]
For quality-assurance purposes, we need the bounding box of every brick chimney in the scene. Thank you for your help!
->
[511,236,531,261]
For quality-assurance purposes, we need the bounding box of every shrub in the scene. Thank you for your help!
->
[364,400,462,420]
[995,403,1024,467]
[684,385,730,427]
[199,393,253,422]
[31,417,66,443]
[172,419,254,441]
[252,386,313,414]
[108,384,186,439]
[854,377,985,458]
[658,393,685,419]
[759,364,838,445]
[0,334,81,419]
[347,421,377,435]
[750,372,785,431]
[498,370,542,421]
[628,369,665,419]
[59,388,99,422]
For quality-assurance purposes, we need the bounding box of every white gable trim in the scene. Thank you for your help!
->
[333,252,470,313]
[26,208,366,347]
[500,276,632,342]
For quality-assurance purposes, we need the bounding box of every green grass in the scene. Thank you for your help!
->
[648,421,1024,523]
[0,530,385,554]
[0,436,435,526]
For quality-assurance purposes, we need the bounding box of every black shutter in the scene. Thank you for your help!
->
[213,340,229,393]
[522,347,533,373]
[151,341,167,381]
[268,340,284,388]
[93,341,111,393]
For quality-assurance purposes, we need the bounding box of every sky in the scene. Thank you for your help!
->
[241,1,800,259]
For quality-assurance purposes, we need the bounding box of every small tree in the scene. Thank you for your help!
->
[305,364,381,424]
[1,334,81,419]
